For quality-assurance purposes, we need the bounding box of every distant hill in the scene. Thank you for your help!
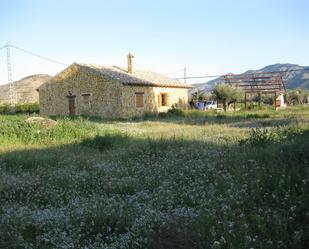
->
[191,64,309,94]
[0,74,51,104]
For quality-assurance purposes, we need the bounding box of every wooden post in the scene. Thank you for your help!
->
[274,92,277,110]
[258,93,261,108]
[244,93,247,110]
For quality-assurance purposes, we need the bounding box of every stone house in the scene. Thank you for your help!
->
[38,54,191,118]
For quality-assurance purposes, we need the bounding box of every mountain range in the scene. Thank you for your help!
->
[0,74,51,104]
[191,63,309,94]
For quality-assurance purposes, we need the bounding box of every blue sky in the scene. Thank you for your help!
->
[0,0,308,84]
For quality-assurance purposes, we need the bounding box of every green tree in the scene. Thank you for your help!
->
[285,89,309,105]
[213,83,244,111]
[191,90,205,102]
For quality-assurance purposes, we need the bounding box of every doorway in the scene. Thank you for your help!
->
[68,96,76,116]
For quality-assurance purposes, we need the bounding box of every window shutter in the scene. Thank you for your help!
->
[167,94,170,106]
[135,93,144,108]
[158,95,162,107]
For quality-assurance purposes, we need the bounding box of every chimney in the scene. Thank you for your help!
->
[127,53,134,74]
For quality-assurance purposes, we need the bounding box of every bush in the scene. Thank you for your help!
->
[239,125,303,146]
[246,113,270,119]
[285,89,309,105]
[0,102,39,114]
[167,106,186,117]
[81,134,128,151]
[15,102,39,113]
[0,104,10,113]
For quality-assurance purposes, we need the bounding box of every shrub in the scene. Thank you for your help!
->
[216,113,227,119]
[81,134,128,151]
[167,106,186,117]
[285,89,309,105]
[143,111,158,119]
[158,112,168,118]
[0,102,39,114]
[0,103,10,113]
[246,113,270,119]
[239,125,303,146]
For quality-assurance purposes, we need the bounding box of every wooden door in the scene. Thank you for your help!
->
[68,96,76,116]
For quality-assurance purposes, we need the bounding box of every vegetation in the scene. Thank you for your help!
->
[0,105,309,248]
[191,89,206,102]
[213,83,244,111]
[0,102,40,114]
[190,90,215,108]
[285,89,309,105]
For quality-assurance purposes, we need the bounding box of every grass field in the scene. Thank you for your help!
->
[0,106,309,249]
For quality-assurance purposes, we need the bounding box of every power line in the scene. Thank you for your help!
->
[2,42,309,85]
[8,43,68,66]
[0,44,8,50]
[175,75,222,80]
[0,42,68,109]
[165,68,185,75]
[174,68,309,80]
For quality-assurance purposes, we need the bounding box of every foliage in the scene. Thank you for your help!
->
[167,106,186,117]
[246,113,270,119]
[81,134,128,151]
[0,102,40,114]
[250,93,275,105]
[213,83,244,111]
[285,89,309,105]
[239,125,303,146]
[191,90,206,101]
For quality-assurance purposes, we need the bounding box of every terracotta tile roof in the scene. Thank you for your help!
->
[77,63,192,89]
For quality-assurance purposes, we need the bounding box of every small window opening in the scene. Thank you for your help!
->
[158,93,170,107]
[135,92,144,108]
[82,93,91,106]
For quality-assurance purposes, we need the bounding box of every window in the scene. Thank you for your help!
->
[135,92,144,108]
[82,93,91,106]
[158,93,170,107]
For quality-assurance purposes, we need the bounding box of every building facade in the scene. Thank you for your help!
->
[39,59,191,118]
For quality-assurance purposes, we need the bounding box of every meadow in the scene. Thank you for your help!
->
[0,106,309,249]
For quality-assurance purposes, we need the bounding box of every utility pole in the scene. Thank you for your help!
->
[184,66,187,83]
[6,42,15,110]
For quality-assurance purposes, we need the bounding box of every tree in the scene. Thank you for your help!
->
[213,83,244,111]
[191,90,205,102]
[285,89,309,105]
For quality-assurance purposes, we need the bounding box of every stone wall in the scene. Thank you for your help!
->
[40,64,123,118]
[121,85,156,118]
[153,86,188,112]
[121,85,189,118]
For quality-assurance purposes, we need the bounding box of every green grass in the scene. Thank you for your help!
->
[0,105,309,248]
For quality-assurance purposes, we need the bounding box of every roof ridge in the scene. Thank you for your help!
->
[65,63,191,89]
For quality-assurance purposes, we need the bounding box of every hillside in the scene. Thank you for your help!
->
[0,74,51,104]
[191,63,309,94]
